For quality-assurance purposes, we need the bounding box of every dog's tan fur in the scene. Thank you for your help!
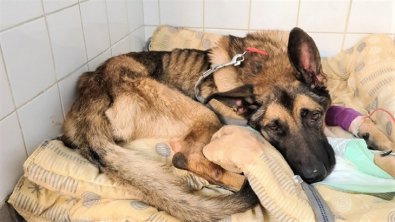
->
[62,28,341,221]
[374,153,395,177]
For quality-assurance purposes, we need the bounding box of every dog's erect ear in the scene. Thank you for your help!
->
[204,84,259,116]
[288,27,327,89]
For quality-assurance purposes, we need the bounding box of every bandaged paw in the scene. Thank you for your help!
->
[203,125,267,173]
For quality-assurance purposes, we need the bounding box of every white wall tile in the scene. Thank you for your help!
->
[42,0,78,13]
[0,113,27,201]
[112,36,131,56]
[130,27,146,51]
[127,0,145,32]
[160,0,203,28]
[205,29,248,37]
[298,0,350,32]
[0,51,14,119]
[343,33,368,50]
[106,0,130,45]
[88,49,112,71]
[143,0,160,25]
[1,18,56,107]
[144,26,157,41]
[250,0,298,30]
[308,33,343,57]
[18,85,64,156]
[59,65,89,115]
[348,0,395,34]
[205,0,249,29]
[80,0,111,60]
[47,5,87,80]
[0,0,43,31]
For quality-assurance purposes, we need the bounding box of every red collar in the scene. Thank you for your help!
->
[245,47,267,56]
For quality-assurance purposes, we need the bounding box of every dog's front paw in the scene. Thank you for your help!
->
[358,118,395,152]
[203,126,267,173]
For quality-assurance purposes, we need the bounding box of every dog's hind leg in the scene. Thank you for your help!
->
[63,74,258,222]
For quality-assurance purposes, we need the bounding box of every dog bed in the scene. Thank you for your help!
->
[8,26,395,221]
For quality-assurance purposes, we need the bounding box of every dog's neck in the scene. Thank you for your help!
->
[196,47,266,126]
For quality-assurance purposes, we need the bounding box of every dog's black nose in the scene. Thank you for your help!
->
[301,164,327,184]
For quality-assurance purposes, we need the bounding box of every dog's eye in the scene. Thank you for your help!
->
[268,125,279,131]
[311,112,321,121]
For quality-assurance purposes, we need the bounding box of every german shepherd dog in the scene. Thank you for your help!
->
[62,27,334,221]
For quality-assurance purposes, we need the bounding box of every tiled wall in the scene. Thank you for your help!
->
[144,0,395,57]
[0,0,394,203]
[0,0,144,202]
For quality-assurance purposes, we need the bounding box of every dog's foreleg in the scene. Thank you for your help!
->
[373,152,395,178]
[171,122,246,190]
[326,106,395,152]
[357,118,395,152]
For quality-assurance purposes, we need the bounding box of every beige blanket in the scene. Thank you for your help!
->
[10,127,314,222]
[9,126,395,222]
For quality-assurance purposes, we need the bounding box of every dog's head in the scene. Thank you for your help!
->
[206,27,335,183]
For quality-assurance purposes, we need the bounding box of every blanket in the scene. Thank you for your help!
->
[9,129,312,222]
[9,127,395,222]
[8,26,395,221]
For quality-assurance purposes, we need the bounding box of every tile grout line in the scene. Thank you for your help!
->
[131,25,141,52]
[141,0,148,42]
[123,0,133,51]
[69,1,90,118]
[103,0,134,54]
[0,44,28,158]
[104,0,113,55]
[341,0,353,50]
[247,0,252,33]
[77,1,90,65]
[158,0,161,26]
[0,47,17,120]
[203,0,205,32]
[41,0,66,124]
[124,0,131,34]
[131,24,145,34]
[7,77,72,119]
[296,0,301,27]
